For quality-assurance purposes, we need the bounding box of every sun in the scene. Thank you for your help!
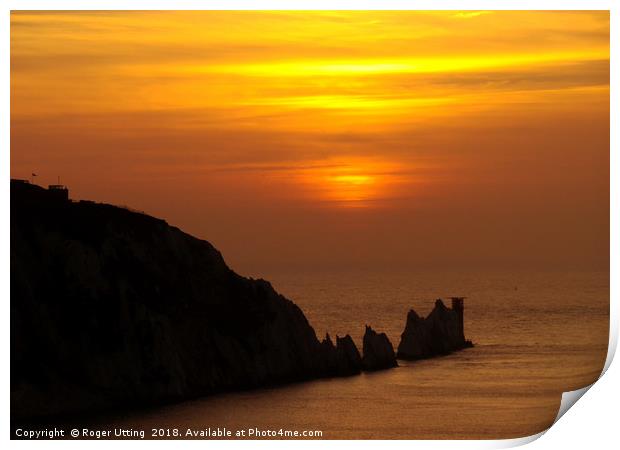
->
[328,174,374,186]
[324,173,377,206]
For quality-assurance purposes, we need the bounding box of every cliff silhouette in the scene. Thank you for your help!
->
[10,181,371,420]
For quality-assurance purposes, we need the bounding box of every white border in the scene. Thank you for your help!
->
[2,1,616,449]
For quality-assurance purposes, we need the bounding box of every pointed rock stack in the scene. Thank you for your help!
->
[362,325,398,371]
[318,333,363,376]
[335,335,363,375]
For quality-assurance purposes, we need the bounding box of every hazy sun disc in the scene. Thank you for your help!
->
[324,173,377,206]
[295,159,406,208]
[328,174,374,186]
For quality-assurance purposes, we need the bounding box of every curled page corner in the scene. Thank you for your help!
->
[493,430,546,449]
[491,385,595,450]
[549,321,618,427]
[553,384,594,425]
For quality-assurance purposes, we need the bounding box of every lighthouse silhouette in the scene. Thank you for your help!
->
[450,297,466,341]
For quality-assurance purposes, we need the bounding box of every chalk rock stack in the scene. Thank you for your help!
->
[362,325,398,371]
[335,335,363,375]
[318,333,363,375]
[397,299,473,360]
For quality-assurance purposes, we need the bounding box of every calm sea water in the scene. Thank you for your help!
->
[94,269,608,439]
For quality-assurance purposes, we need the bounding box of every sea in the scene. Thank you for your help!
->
[89,269,608,439]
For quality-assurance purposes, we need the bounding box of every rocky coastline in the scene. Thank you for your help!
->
[11,180,473,421]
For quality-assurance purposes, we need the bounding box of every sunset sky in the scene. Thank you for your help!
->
[10,11,609,274]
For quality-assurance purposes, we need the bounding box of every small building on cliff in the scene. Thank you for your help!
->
[47,184,69,202]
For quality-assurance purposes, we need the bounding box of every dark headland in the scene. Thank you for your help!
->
[10,180,473,421]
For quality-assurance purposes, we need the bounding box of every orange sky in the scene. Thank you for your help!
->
[10,11,609,274]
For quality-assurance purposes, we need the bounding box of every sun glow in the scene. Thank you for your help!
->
[322,173,377,206]
[291,159,411,208]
